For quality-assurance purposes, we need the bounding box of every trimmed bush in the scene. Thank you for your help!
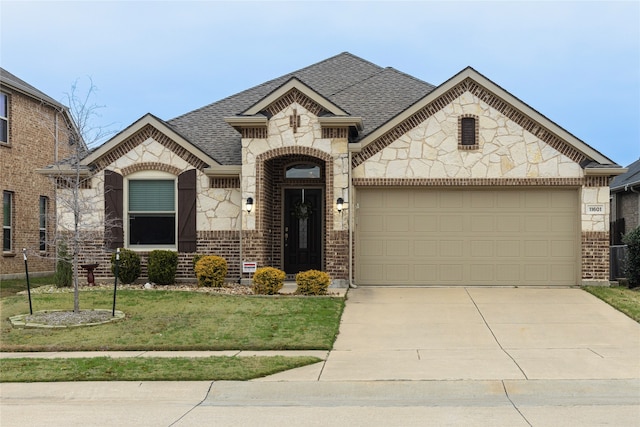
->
[54,242,72,287]
[295,270,331,295]
[195,255,228,287]
[111,249,141,284]
[192,254,205,275]
[148,250,178,285]
[252,267,285,295]
[623,226,640,287]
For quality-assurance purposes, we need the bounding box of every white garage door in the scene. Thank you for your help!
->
[355,188,579,286]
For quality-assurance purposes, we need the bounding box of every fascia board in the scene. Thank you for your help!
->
[353,68,617,166]
[318,116,363,131]
[585,167,628,176]
[243,78,349,116]
[203,165,242,177]
[81,114,221,167]
[224,116,268,128]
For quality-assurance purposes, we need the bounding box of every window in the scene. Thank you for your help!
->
[39,196,48,251]
[0,92,8,144]
[127,178,176,247]
[286,163,321,179]
[458,115,479,149]
[3,191,12,252]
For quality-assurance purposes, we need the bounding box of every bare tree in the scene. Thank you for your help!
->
[36,78,116,313]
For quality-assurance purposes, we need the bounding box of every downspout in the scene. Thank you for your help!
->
[238,175,243,284]
[348,149,356,289]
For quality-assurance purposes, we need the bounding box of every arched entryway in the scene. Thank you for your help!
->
[255,148,333,277]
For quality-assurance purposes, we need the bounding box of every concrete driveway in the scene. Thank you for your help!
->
[264,287,640,382]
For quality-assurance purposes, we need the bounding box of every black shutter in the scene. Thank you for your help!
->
[104,170,123,249]
[178,169,197,252]
[461,117,476,145]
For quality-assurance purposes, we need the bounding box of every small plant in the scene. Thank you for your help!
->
[623,226,640,287]
[295,270,331,295]
[148,250,178,285]
[252,267,285,295]
[111,248,141,284]
[195,255,228,287]
[54,242,72,287]
[192,254,205,276]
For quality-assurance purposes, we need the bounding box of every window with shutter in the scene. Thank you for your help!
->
[128,179,176,246]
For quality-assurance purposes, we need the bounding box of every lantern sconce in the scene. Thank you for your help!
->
[246,197,254,214]
[336,197,344,213]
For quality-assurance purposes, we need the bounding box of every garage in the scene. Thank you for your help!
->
[355,188,579,286]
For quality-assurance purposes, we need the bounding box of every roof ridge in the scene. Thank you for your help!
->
[169,52,378,122]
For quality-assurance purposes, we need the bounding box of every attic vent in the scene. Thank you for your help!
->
[458,115,479,150]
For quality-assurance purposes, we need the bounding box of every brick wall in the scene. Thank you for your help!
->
[581,231,610,282]
[620,192,639,232]
[1,87,74,276]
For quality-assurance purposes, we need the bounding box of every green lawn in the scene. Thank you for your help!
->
[583,285,640,322]
[0,275,53,299]
[1,289,344,351]
[0,356,321,382]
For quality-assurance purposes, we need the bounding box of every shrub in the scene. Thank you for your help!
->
[295,270,331,295]
[623,226,640,287]
[54,242,72,287]
[252,267,285,295]
[195,255,228,287]
[111,248,141,284]
[148,250,178,285]
[192,254,205,275]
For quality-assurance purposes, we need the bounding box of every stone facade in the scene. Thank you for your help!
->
[51,64,620,287]
[1,85,74,277]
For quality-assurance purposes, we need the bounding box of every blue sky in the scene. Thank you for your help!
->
[1,0,638,165]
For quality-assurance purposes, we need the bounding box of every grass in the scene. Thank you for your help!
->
[583,285,640,322]
[0,355,321,382]
[1,289,344,351]
[0,275,54,298]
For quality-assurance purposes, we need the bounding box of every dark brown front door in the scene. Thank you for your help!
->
[284,188,322,274]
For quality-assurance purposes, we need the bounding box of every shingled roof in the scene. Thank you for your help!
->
[167,52,436,165]
[611,158,640,191]
[0,67,66,109]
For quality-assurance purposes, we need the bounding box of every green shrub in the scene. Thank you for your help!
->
[252,267,285,295]
[195,255,228,287]
[148,250,178,285]
[623,226,640,287]
[111,248,141,284]
[54,242,72,287]
[295,270,331,295]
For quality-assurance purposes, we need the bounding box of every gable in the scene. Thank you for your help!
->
[352,68,617,170]
[352,88,583,180]
[82,114,221,173]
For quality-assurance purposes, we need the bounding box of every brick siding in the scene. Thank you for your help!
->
[581,231,610,281]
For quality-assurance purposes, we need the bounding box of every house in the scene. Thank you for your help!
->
[610,158,640,245]
[1,68,76,278]
[45,53,625,286]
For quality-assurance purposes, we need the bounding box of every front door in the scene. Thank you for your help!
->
[284,188,322,274]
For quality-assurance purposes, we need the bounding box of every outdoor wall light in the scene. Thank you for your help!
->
[336,197,344,213]
[246,197,254,213]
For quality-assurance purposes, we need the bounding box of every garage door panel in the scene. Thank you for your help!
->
[356,188,578,286]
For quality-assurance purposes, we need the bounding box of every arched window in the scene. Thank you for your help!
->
[285,163,321,179]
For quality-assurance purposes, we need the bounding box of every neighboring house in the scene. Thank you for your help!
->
[1,68,77,277]
[610,158,640,244]
[44,53,625,286]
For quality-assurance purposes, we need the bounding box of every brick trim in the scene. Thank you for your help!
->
[322,128,348,139]
[91,125,208,172]
[121,162,182,177]
[353,177,584,187]
[352,78,588,168]
[210,177,240,188]
[584,176,610,187]
[263,88,328,117]
[581,231,609,281]
[241,128,268,139]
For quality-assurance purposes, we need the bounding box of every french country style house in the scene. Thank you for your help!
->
[1,68,76,278]
[43,53,625,286]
